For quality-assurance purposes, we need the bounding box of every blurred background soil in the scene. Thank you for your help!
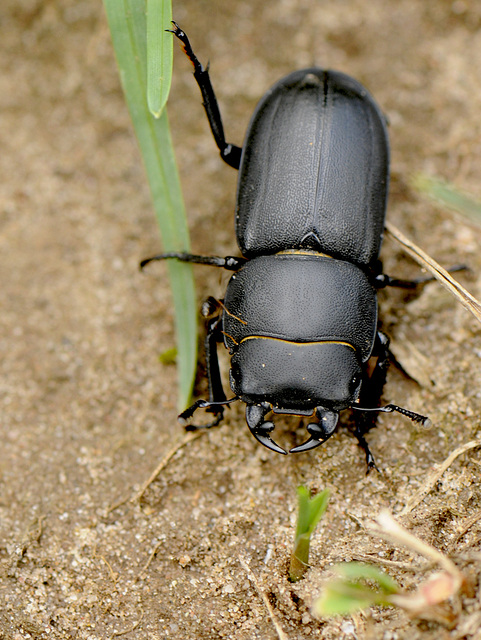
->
[1,0,481,638]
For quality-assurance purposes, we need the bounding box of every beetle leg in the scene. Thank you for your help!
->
[140,253,246,271]
[375,264,467,289]
[177,315,228,429]
[352,428,379,473]
[204,315,227,410]
[245,403,287,455]
[353,328,431,471]
[290,408,339,453]
[352,330,391,471]
[178,399,225,429]
[168,22,242,169]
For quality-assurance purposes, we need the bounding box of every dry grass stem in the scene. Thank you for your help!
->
[399,440,481,516]
[239,557,289,640]
[385,222,481,324]
[132,431,205,502]
[370,511,464,592]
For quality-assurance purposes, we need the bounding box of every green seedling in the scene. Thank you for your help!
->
[103,0,197,410]
[289,486,330,582]
[314,511,464,621]
[314,562,400,616]
[159,347,177,365]
[412,173,481,227]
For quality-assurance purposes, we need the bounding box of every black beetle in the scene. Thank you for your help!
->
[142,23,431,468]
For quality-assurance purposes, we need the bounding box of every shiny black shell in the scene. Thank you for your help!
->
[223,253,377,410]
[236,69,389,267]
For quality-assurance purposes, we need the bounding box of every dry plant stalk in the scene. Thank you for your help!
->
[399,440,481,517]
[368,510,464,616]
[385,222,481,324]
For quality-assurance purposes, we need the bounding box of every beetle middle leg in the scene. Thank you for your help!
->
[375,264,467,289]
[140,252,246,271]
[352,331,391,471]
[168,22,242,169]
[352,331,431,470]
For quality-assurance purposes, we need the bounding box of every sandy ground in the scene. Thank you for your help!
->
[2,0,481,638]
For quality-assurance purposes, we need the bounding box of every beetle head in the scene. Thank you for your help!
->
[230,338,362,410]
[231,338,362,453]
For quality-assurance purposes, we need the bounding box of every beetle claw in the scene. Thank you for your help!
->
[290,409,339,454]
[250,427,288,455]
[246,404,287,455]
[290,435,322,453]
[290,421,325,453]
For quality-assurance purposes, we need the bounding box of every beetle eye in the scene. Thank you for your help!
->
[350,374,361,391]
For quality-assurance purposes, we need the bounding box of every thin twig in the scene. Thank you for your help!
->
[351,553,425,573]
[132,430,205,502]
[399,440,481,517]
[369,510,464,593]
[136,541,163,580]
[449,509,481,551]
[99,555,119,583]
[106,494,131,515]
[238,557,289,640]
[109,610,144,638]
[385,222,481,324]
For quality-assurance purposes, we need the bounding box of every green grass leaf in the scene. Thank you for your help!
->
[313,563,400,617]
[412,173,481,227]
[103,0,197,411]
[289,487,330,582]
[146,0,173,117]
[334,562,400,594]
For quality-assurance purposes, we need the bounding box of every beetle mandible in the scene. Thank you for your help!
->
[142,23,431,469]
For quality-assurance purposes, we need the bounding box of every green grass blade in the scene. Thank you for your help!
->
[313,563,400,617]
[412,173,481,227]
[314,580,392,616]
[295,486,330,539]
[103,0,197,411]
[289,487,330,582]
[334,562,400,594]
[147,0,173,117]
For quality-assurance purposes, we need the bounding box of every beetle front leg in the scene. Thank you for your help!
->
[204,315,227,413]
[359,331,390,414]
[168,22,242,169]
[179,315,227,430]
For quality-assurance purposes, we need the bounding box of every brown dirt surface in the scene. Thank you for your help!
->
[2,1,481,638]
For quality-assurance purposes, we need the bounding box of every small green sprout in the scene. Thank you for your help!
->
[159,347,177,365]
[314,511,464,620]
[289,486,330,582]
[314,562,400,616]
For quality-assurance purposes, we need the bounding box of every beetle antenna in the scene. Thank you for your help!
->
[352,403,431,428]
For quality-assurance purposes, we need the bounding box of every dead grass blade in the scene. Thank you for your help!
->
[385,222,481,324]
[399,440,481,517]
